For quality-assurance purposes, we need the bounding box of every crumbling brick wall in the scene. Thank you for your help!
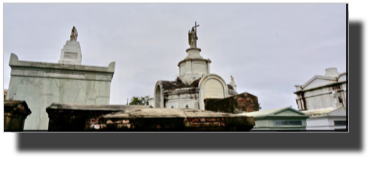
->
[204,92,259,113]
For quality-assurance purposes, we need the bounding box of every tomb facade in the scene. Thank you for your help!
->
[294,68,347,130]
[238,107,309,130]
[154,22,238,110]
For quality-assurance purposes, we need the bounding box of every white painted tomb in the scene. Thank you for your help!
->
[302,106,346,130]
[6,27,115,130]
[294,68,347,130]
[154,22,237,110]
[238,107,309,130]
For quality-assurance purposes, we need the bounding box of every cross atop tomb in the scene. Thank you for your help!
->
[194,21,200,33]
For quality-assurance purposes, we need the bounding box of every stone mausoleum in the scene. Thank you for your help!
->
[6,27,115,130]
[154,23,239,110]
[294,68,347,130]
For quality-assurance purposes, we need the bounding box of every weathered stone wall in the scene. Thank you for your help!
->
[165,88,199,109]
[6,54,115,130]
[4,100,31,131]
[295,83,346,111]
[45,105,254,131]
[46,104,149,131]
[204,92,259,113]
[88,108,255,131]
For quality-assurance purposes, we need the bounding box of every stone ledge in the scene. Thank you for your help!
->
[9,53,115,73]
[177,58,211,67]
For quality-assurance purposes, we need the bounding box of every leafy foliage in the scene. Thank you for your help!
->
[129,96,150,105]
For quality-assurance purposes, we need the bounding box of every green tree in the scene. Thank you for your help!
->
[129,96,150,105]
[258,103,262,110]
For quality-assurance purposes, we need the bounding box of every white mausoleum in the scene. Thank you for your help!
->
[154,23,237,110]
[294,68,347,130]
[6,27,115,130]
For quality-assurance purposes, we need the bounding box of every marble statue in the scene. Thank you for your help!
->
[188,22,199,48]
[231,75,234,82]
[70,26,78,41]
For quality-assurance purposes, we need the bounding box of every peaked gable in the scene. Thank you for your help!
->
[302,76,337,91]
[273,109,307,117]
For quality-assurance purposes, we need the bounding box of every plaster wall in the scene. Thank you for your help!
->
[306,117,346,130]
[298,84,346,110]
[304,90,335,110]
[165,97,199,109]
[253,120,270,128]
[58,40,82,65]
[179,63,186,75]
[306,117,330,128]
[165,89,199,109]
[178,59,210,85]
[192,61,207,74]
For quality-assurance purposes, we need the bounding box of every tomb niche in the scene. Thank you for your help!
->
[203,79,224,99]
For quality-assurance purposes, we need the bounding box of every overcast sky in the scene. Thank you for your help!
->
[3,3,346,110]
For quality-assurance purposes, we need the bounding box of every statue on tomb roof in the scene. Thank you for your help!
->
[231,75,234,83]
[188,22,199,48]
[188,27,197,48]
[70,26,78,41]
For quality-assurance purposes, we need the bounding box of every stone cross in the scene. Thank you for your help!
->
[194,21,200,33]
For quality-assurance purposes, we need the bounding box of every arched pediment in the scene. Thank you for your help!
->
[198,74,229,110]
